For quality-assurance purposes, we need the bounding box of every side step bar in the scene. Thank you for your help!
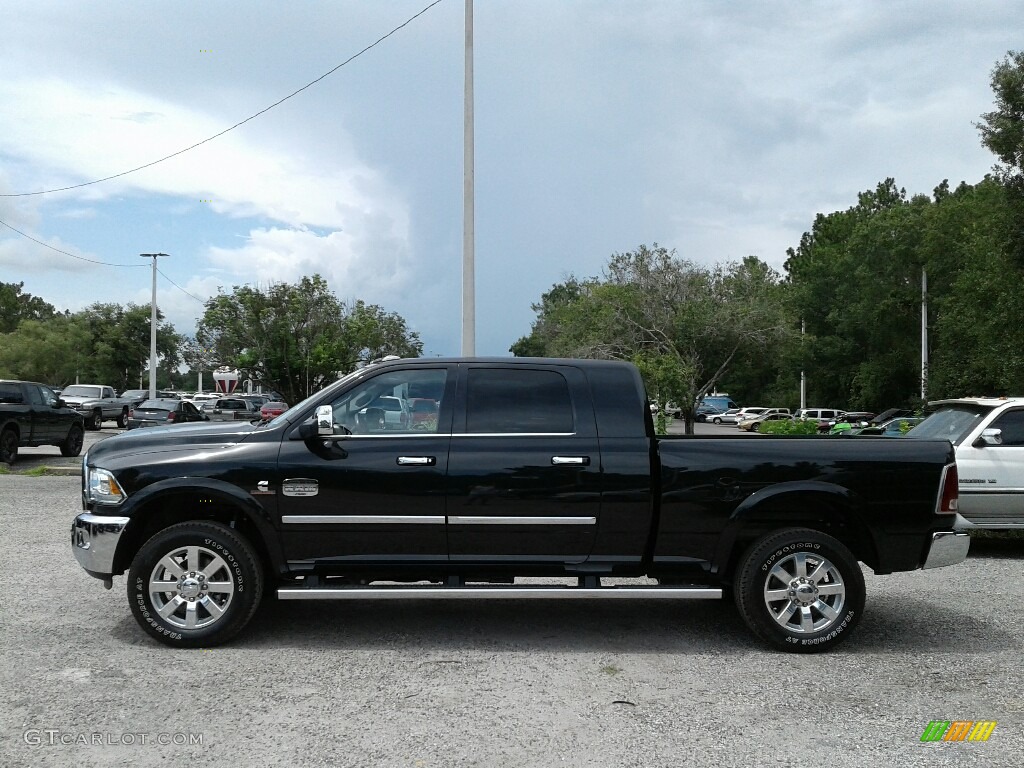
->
[278,586,723,600]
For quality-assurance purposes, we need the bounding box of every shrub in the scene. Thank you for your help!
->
[760,419,820,436]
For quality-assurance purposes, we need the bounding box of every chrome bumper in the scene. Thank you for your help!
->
[71,513,130,579]
[922,530,970,570]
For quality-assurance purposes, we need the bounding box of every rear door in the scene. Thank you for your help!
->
[445,364,602,565]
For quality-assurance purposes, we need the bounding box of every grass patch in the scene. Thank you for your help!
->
[0,465,62,477]
[600,664,623,676]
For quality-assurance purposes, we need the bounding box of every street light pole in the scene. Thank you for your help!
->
[462,0,475,356]
[140,253,168,399]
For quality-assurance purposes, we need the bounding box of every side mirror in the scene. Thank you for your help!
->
[316,405,334,436]
[975,428,1002,447]
[55,398,66,408]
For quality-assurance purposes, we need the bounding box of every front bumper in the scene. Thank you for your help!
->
[922,530,971,570]
[71,513,130,580]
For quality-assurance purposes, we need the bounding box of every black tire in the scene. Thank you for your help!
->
[59,424,84,457]
[1,427,18,464]
[116,408,128,429]
[127,521,264,648]
[734,527,864,653]
[87,409,103,431]
[712,417,723,424]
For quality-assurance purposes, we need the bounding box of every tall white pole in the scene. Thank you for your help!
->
[140,253,167,399]
[921,267,928,401]
[800,319,806,411]
[462,0,475,356]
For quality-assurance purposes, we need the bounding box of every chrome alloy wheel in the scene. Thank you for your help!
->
[148,545,236,630]
[762,551,846,634]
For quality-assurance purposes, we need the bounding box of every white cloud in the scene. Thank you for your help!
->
[0,76,409,234]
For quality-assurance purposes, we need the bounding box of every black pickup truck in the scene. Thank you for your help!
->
[1,379,85,464]
[70,357,967,652]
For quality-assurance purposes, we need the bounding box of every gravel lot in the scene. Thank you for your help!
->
[1,474,1021,768]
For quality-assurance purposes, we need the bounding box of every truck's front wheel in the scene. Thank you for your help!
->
[734,528,864,653]
[87,409,103,430]
[127,521,263,648]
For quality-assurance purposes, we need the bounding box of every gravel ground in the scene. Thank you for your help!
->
[1,474,1021,768]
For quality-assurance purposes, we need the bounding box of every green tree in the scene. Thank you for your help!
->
[0,281,56,333]
[977,50,1024,189]
[512,245,793,433]
[196,275,422,403]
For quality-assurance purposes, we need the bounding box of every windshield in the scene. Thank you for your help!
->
[905,404,992,445]
[62,385,101,397]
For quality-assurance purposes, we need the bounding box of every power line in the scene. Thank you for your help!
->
[1,0,447,198]
[158,267,207,305]
[0,216,148,267]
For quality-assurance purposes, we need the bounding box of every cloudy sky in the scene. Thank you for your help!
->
[0,0,1019,356]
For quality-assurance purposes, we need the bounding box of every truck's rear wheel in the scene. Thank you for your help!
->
[59,424,84,457]
[116,408,128,428]
[127,521,263,648]
[734,528,864,653]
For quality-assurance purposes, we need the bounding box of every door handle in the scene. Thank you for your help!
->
[397,456,436,466]
[551,456,590,466]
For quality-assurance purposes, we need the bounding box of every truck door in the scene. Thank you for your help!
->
[446,364,601,565]
[26,384,58,441]
[957,407,1024,526]
[276,366,455,565]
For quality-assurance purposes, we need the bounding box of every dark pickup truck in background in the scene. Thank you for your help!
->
[70,357,967,652]
[1,379,84,463]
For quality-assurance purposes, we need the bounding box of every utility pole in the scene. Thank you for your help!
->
[462,0,475,356]
[921,267,928,401]
[800,319,806,411]
[140,253,168,400]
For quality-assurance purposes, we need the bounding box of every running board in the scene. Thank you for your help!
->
[278,586,723,600]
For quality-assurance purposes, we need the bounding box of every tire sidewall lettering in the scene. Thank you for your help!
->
[761,542,819,572]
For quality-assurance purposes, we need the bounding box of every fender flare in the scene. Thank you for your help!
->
[712,480,876,575]
[113,476,285,574]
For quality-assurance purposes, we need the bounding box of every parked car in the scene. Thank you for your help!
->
[201,397,261,421]
[906,398,1024,528]
[855,417,924,437]
[0,379,85,463]
[870,408,914,425]
[711,408,742,425]
[71,356,966,652]
[737,412,795,432]
[120,389,181,408]
[239,393,270,411]
[357,395,411,431]
[695,404,726,423]
[127,399,210,429]
[797,409,849,433]
[259,401,289,419]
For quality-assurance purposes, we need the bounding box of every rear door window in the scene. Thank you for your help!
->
[465,369,574,434]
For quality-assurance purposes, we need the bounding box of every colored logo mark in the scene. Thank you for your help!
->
[920,720,996,742]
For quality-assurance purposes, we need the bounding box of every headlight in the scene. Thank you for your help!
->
[87,468,127,505]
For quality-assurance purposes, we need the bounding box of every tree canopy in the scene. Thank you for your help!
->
[511,244,793,431]
[195,275,422,403]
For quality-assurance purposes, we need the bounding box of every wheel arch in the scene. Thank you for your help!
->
[112,479,285,579]
[713,482,880,579]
